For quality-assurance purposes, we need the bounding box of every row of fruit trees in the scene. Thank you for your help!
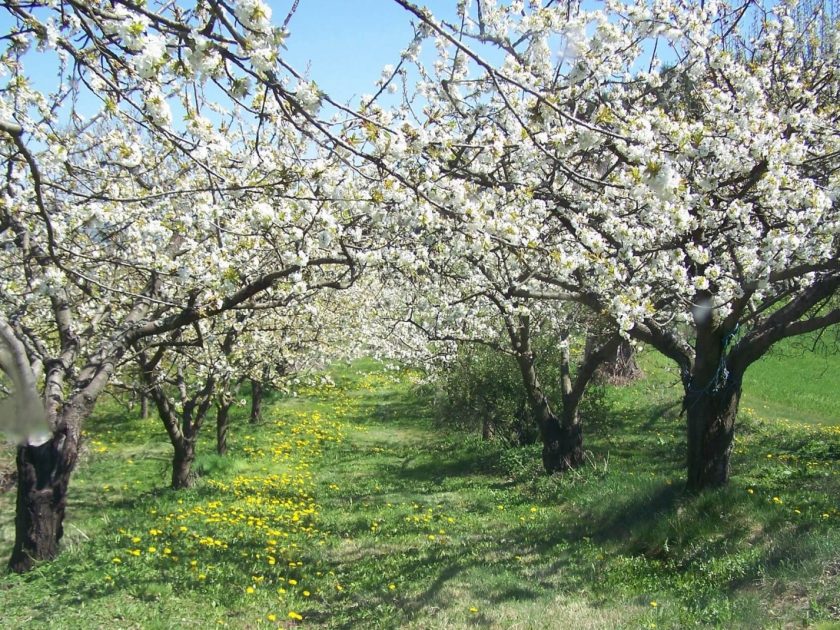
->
[0,0,837,572]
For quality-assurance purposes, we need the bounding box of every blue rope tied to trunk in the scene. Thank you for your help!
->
[682,323,741,414]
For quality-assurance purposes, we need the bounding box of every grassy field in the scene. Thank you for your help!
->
[0,350,839,629]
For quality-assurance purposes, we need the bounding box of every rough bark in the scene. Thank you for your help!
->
[140,394,149,419]
[685,382,741,491]
[250,379,263,424]
[8,433,76,573]
[216,402,231,455]
[171,442,196,489]
[591,338,643,384]
[540,416,584,473]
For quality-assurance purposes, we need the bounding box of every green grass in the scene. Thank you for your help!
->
[741,335,840,426]
[0,352,838,629]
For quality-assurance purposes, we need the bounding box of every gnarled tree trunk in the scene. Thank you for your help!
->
[172,441,196,489]
[538,411,584,473]
[511,317,584,473]
[9,438,73,572]
[684,376,742,492]
[590,338,642,384]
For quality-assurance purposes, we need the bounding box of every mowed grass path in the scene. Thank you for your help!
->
[1,355,839,629]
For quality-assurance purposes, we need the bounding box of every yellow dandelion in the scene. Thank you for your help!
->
[650,601,658,608]
[469,607,479,614]
[267,614,277,622]
[288,611,303,621]
[246,586,255,594]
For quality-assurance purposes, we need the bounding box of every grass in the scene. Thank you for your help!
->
[740,335,840,426]
[0,352,838,629]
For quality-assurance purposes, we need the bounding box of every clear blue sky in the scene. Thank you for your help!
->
[0,1,457,109]
[266,0,456,103]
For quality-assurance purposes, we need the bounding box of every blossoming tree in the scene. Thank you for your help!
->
[0,0,376,571]
[389,0,839,490]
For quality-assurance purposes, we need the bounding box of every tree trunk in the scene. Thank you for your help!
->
[587,337,642,384]
[216,403,231,455]
[172,443,196,489]
[540,414,584,473]
[685,382,741,492]
[510,317,584,474]
[250,379,263,424]
[8,437,73,573]
[140,394,149,419]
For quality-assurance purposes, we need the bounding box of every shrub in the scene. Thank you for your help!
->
[433,334,609,445]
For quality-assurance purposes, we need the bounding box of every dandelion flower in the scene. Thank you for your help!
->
[288,611,303,621]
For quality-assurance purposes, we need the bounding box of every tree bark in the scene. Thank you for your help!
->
[8,434,75,573]
[171,442,196,489]
[684,382,741,491]
[590,338,642,384]
[216,402,231,455]
[140,393,149,419]
[540,415,584,472]
[510,317,584,473]
[250,379,263,424]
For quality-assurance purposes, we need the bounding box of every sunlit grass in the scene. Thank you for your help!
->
[0,351,838,628]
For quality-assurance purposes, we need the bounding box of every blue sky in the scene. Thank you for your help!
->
[255,0,456,103]
[0,1,460,129]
